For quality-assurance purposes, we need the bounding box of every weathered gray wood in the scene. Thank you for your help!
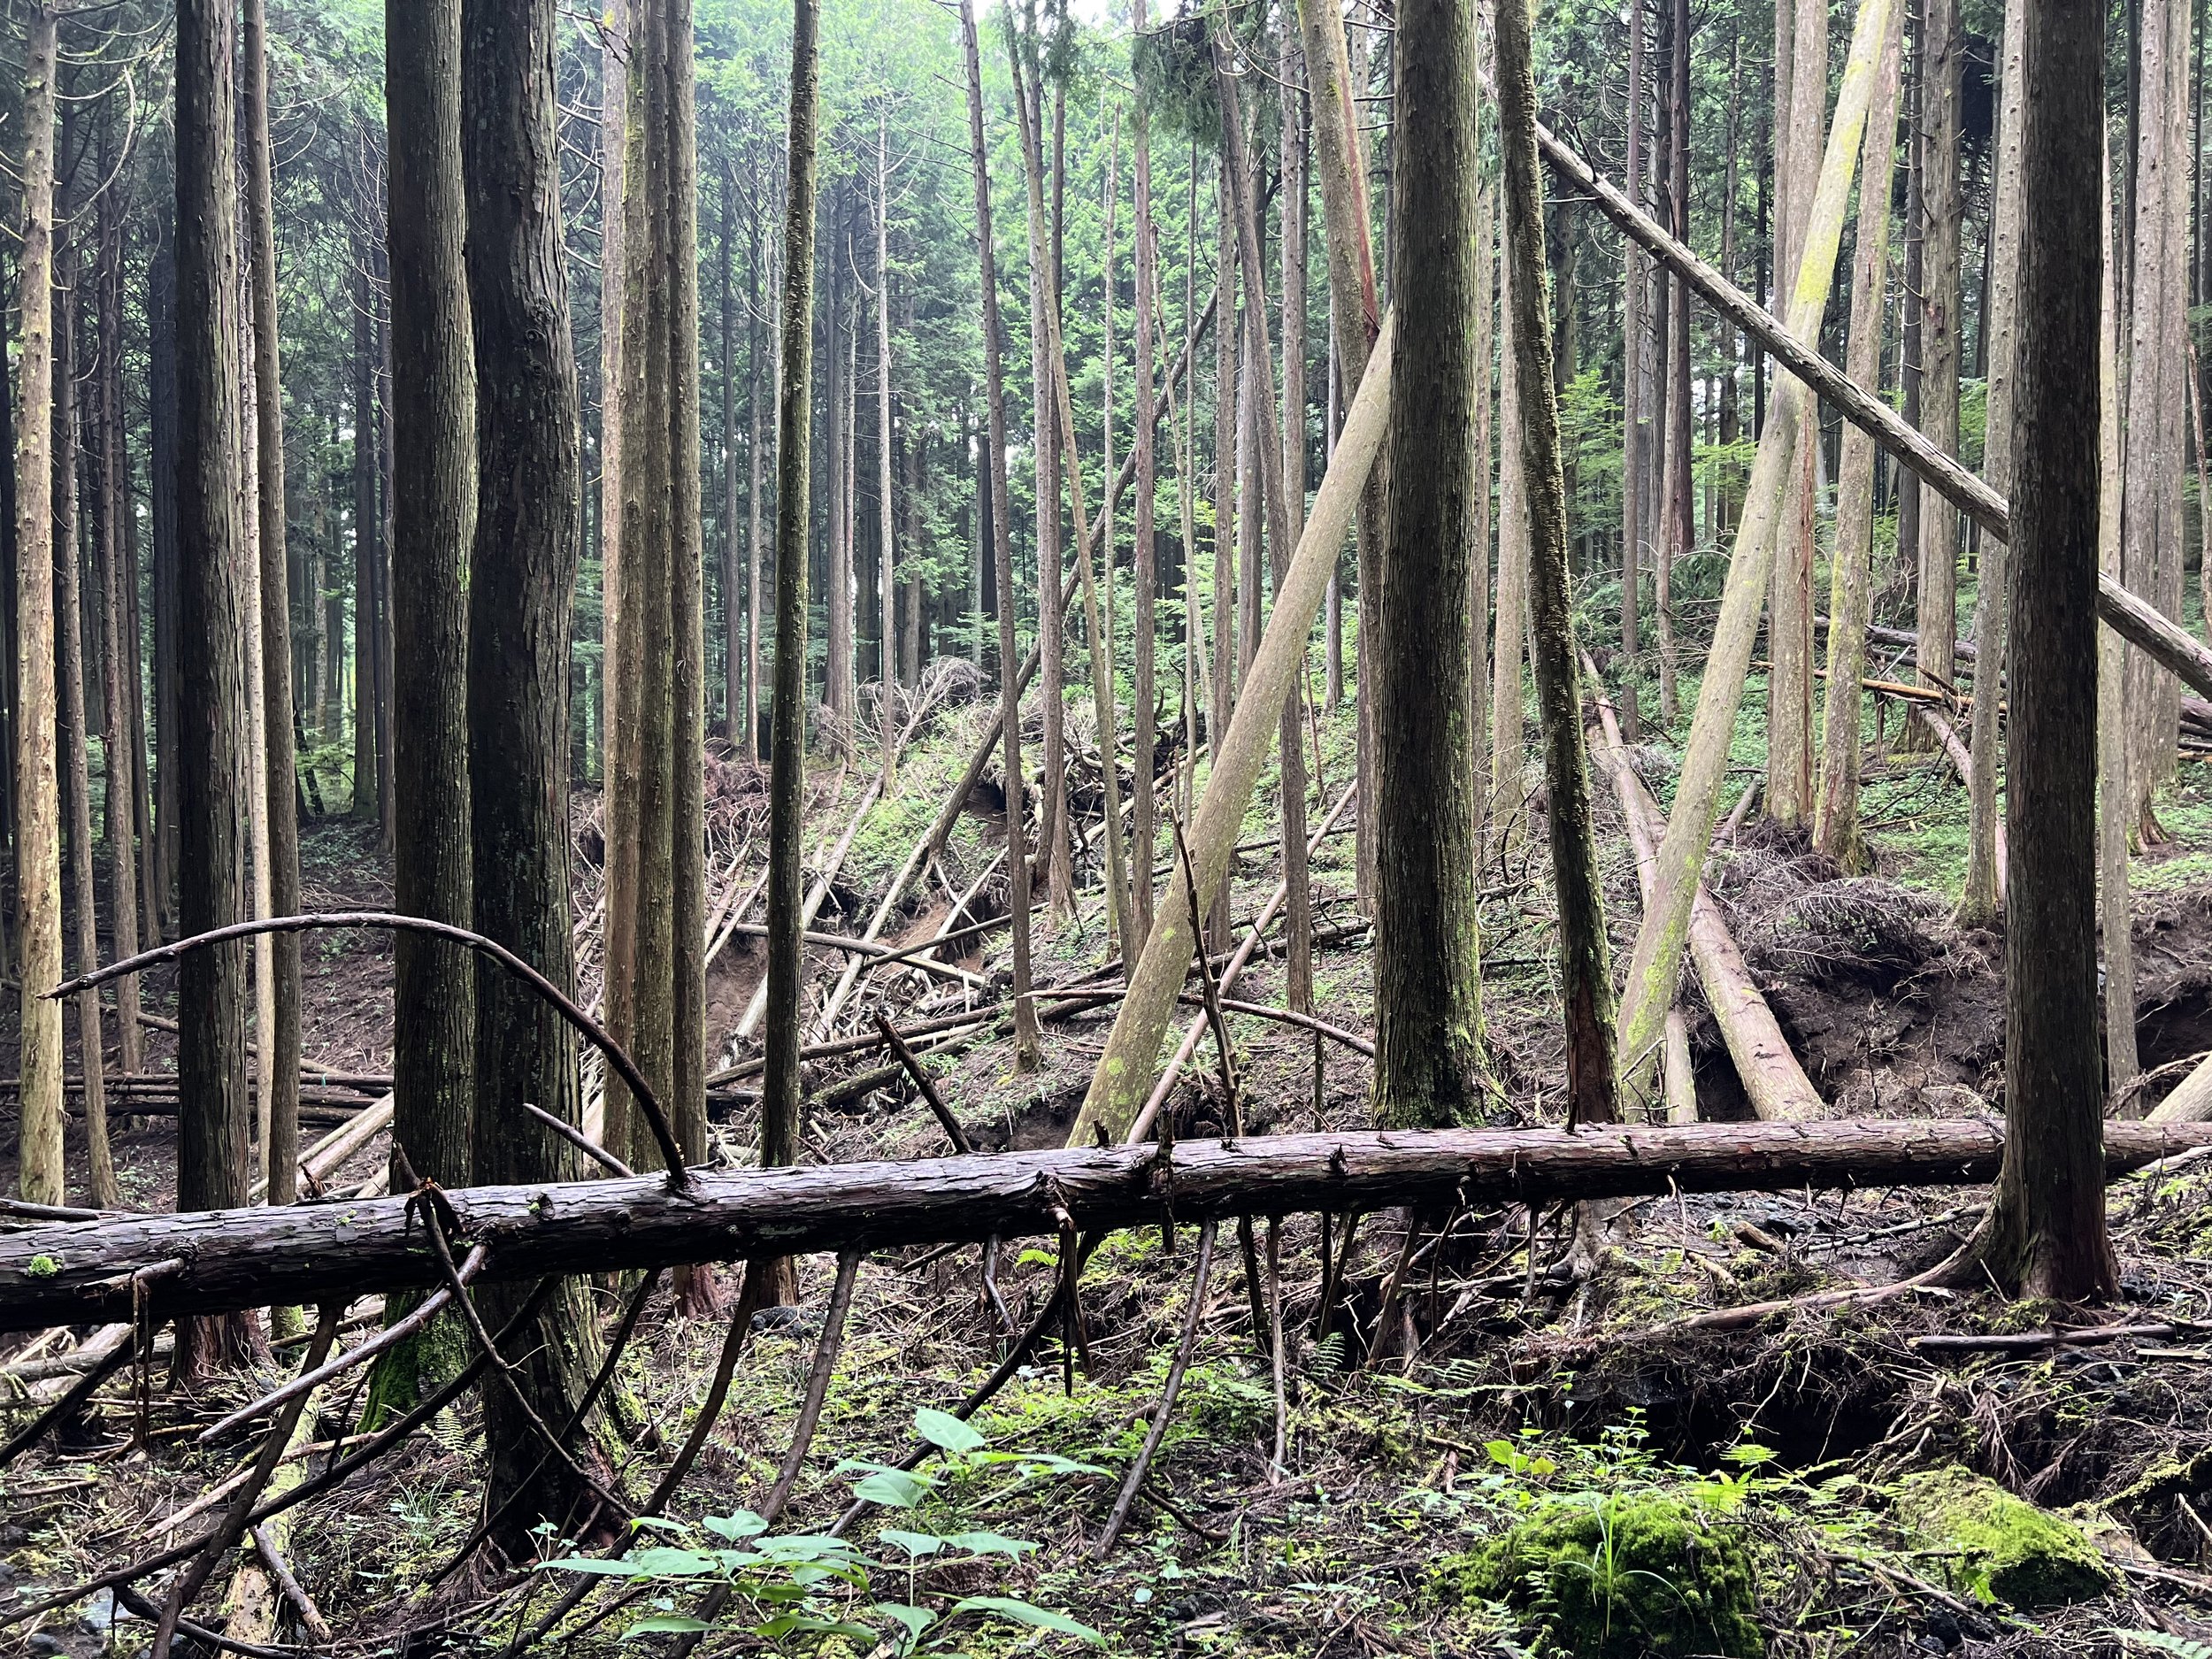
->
[4,1119,2207,1333]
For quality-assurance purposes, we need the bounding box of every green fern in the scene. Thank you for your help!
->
[2108,1629,2212,1659]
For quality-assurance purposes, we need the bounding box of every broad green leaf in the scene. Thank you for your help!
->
[948,1595,1105,1643]
[913,1407,987,1455]
[626,1548,719,1577]
[703,1511,769,1541]
[879,1527,949,1557]
[852,1468,933,1508]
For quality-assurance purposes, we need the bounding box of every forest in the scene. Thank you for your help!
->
[10,0,2212,1650]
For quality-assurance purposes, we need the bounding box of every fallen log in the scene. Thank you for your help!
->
[4,1119,2207,1333]
[1542,120,2212,709]
[1587,661,1825,1120]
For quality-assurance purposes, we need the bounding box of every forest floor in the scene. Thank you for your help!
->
[13,658,2212,1657]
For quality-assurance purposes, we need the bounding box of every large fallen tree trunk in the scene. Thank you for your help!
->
[1541,119,2212,707]
[4,1119,2207,1333]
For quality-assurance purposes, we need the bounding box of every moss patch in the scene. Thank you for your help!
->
[1894,1466,2114,1609]
[1438,1494,1761,1658]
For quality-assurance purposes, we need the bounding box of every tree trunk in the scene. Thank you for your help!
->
[1497,0,1621,1126]
[1621,0,1647,741]
[1976,0,2120,1302]
[1018,51,1071,920]
[1956,0,2024,927]
[1294,0,1383,911]
[745,164,764,764]
[2101,136,2141,1098]
[1614,0,1894,1101]
[1489,218,1530,844]
[721,148,745,753]
[1378,0,1494,1128]
[1814,2,1905,870]
[11,1117,2206,1333]
[245,0,303,1204]
[460,0,605,1545]
[150,238,181,941]
[55,248,117,1209]
[1210,42,1310,1014]
[386,0,479,1192]
[13,7,64,1210]
[94,150,142,1081]
[1661,0,1692,729]
[1916,0,1963,726]
[175,0,258,1369]
[876,113,897,788]
[1132,0,1160,956]
[1768,0,1827,818]
[350,254,380,827]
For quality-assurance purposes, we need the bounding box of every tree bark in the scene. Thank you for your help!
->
[460,0,604,1544]
[1956,0,2025,927]
[1374,0,1493,1129]
[1294,0,1383,911]
[1976,0,2120,1302]
[1497,0,1620,1125]
[876,113,898,787]
[1132,3,1160,956]
[245,0,303,1203]
[1489,221,1530,845]
[350,252,381,827]
[9,1118,2207,1333]
[386,0,479,1190]
[2101,138,2141,1099]
[55,247,117,1209]
[1815,3,1905,870]
[1621,0,1647,741]
[1916,0,1963,727]
[13,8,64,1209]
[175,0,257,1367]
[94,148,142,1081]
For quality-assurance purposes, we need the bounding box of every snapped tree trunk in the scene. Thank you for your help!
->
[1496,0,1621,1126]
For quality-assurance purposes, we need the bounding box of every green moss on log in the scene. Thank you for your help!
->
[1894,1467,2113,1609]
[1437,1494,1762,1658]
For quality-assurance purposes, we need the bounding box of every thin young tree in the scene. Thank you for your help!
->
[386,0,477,1196]
[1294,0,1382,909]
[963,0,1041,1069]
[1814,3,1905,869]
[1956,0,2024,926]
[1130,0,1160,952]
[1620,0,1646,741]
[461,0,604,1544]
[1972,0,2118,1301]
[55,241,118,1208]
[1495,0,1621,1125]
[13,4,63,1209]
[246,0,303,1202]
[350,250,380,827]
[874,107,898,785]
[762,0,826,1310]
[1374,0,1492,1127]
[1916,0,1963,726]
[176,0,258,1367]
[720,145,746,752]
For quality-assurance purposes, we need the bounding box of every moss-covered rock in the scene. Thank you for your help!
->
[1893,1467,2114,1609]
[1438,1494,1762,1658]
